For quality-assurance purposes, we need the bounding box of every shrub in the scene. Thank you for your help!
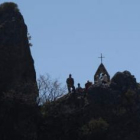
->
[80,118,109,139]
[123,90,136,105]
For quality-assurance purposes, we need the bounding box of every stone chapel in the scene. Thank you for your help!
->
[94,54,110,84]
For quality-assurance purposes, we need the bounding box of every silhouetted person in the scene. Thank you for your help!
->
[85,80,92,93]
[76,83,83,93]
[66,74,75,93]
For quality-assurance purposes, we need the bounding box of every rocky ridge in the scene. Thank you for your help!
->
[40,71,140,140]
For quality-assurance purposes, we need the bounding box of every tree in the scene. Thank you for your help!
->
[37,74,66,105]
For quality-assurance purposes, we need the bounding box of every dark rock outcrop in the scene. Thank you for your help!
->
[110,71,137,92]
[0,2,38,100]
[0,3,39,140]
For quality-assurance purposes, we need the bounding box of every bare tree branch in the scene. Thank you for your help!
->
[37,74,66,105]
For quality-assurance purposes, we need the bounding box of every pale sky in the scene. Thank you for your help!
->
[1,0,140,87]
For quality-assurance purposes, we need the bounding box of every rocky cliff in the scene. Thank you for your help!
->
[0,2,38,100]
[0,3,39,140]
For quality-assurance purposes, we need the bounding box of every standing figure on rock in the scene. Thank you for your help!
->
[76,83,83,93]
[66,74,75,93]
[85,80,92,93]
